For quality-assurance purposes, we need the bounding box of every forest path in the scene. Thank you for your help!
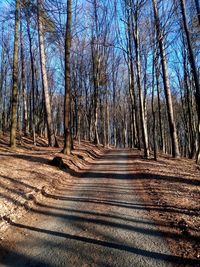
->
[0,149,186,267]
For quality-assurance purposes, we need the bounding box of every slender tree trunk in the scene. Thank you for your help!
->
[26,10,36,144]
[63,0,72,155]
[111,50,117,147]
[92,0,100,146]
[105,92,110,147]
[132,13,149,158]
[127,10,138,148]
[37,0,55,147]
[180,0,200,163]
[20,10,28,136]
[91,44,100,146]
[0,25,5,136]
[183,51,195,158]
[112,72,117,147]
[155,52,165,152]
[152,55,157,160]
[128,73,136,147]
[106,103,110,147]
[10,0,20,148]
[17,79,22,139]
[152,0,180,158]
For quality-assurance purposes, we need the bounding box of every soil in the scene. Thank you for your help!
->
[0,133,104,234]
[127,150,200,261]
[0,133,199,266]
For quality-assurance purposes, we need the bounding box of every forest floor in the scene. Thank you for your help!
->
[0,133,199,266]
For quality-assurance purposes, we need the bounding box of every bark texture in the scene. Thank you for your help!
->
[10,0,20,148]
[63,0,72,155]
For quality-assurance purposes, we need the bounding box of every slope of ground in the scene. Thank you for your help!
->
[0,133,104,235]
[126,150,200,261]
[0,133,199,264]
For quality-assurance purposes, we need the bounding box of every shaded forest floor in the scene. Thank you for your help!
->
[0,133,199,263]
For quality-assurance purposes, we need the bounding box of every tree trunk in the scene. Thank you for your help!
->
[0,25,5,136]
[152,55,157,161]
[63,0,72,155]
[155,51,165,152]
[37,0,55,147]
[127,9,139,148]
[91,44,100,146]
[152,0,180,158]
[132,12,149,158]
[10,0,20,148]
[112,73,117,147]
[183,50,195,158]
[20,10,28,136]
[26,9,36,144]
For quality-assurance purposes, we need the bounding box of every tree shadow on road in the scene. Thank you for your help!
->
[0,246,55,267]
[1,221,199,266]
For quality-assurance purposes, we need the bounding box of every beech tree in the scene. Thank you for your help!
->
[131,1,150,158]
[10,0,20,148]
[37,0,55,147]
[63,0,72,155]
[152,0,180,158]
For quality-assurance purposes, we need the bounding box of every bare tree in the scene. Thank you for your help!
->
[20,7,28,136]
[152,0,180,158]
[131,4,150,158]
[10,0,20,148]
[63,0,72,155]
[37,0,55,146]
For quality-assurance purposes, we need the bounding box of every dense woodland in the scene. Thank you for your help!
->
[0,0,199,161]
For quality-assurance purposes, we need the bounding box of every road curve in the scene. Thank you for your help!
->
[0,150,194,267]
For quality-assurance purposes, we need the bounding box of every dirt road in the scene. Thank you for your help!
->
[0,150,197,267]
